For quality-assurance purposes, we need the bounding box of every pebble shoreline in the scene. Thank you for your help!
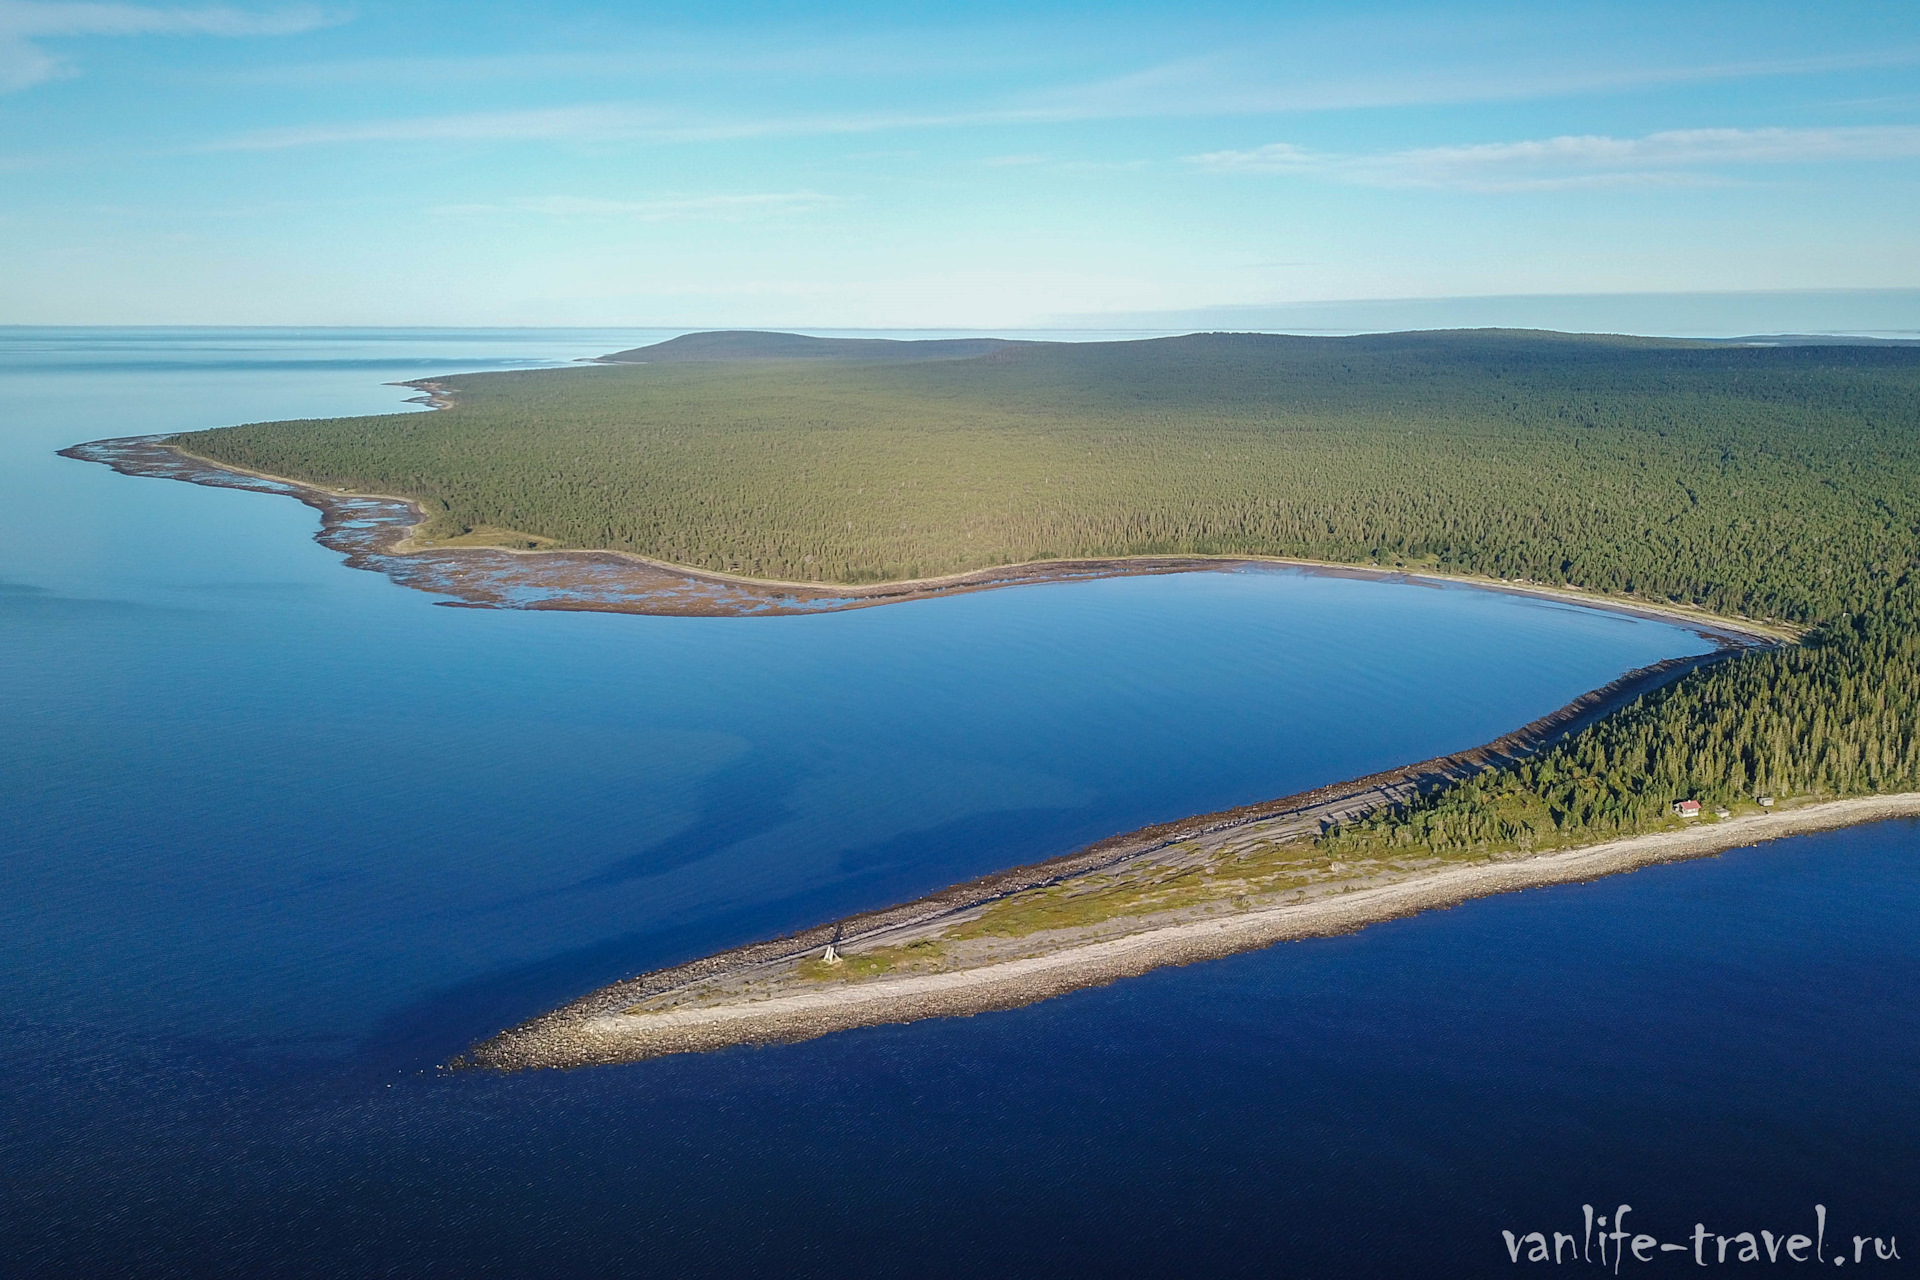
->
[470,794,1920,1069]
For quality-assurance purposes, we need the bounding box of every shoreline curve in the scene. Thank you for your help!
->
[59,432,1795,639]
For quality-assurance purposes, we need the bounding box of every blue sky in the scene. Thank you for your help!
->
[3,0,1918,326]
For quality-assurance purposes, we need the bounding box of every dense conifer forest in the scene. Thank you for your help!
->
[176,330,1920,852]
[1324,582,1920,858]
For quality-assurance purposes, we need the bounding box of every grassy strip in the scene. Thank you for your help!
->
[795,939,946,982]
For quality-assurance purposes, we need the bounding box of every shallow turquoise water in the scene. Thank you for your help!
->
[2,329,1912,1277]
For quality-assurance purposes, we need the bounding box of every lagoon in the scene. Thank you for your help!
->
[2,329,1914,1276]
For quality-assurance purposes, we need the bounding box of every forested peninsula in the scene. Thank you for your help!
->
[138,329,1920,1062]
[182,330,1916,621]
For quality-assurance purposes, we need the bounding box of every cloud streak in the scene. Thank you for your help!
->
[432,192,839,222]
[0,0,336,91]
[203,42,1920,153]
[210,101,1094,151]
[1004,46,1920,121]
[1188,125,1920,191]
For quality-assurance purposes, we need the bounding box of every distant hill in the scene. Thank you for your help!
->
[597,330,1026,363]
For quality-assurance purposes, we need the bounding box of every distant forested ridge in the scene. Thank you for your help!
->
[175,330,1920,851]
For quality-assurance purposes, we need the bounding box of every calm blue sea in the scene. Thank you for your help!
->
[2,329,1913,1277]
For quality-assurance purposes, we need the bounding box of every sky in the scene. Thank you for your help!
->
[2,0,1918,328]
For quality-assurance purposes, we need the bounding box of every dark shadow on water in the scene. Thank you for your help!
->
[552,749,810,893]
[450,750,816,923]
[477,735,1114,910]
[364,803,1113,1072]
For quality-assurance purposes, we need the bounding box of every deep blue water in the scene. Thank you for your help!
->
[2,329,1913,1277]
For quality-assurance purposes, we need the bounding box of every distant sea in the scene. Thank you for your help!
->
[1,328,1913,1277]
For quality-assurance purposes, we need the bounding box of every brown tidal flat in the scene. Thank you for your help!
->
[58,433,1795,639]
[62,435,1283,615]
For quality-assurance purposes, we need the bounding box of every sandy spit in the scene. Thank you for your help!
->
[473,794,1920,1070]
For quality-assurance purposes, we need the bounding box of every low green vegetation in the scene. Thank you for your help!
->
[409,523,557,550]
[947,869,1223,938]
[950,839,1358,938]
[795,939,945,981]
[174,330,1920,861]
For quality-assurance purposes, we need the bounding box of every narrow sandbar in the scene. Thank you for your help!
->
[470,794,1920,1070]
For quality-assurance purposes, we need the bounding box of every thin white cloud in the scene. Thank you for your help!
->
[1405,126,1920,171]
[0,0,336,91]
[431,192,838,222]
[1194,141,1318,173]
[201,45,1920,152]
[1189,125,1920,191]
[0,0,331,36]
[1013,47,1920,119]
[210,101,1085,150]
[204,41,1052,88]
[218,104,671,149]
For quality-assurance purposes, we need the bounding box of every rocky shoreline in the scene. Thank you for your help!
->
[59,432,1798,634]
[467,794,1920,1070]
[59,435,1282,616]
